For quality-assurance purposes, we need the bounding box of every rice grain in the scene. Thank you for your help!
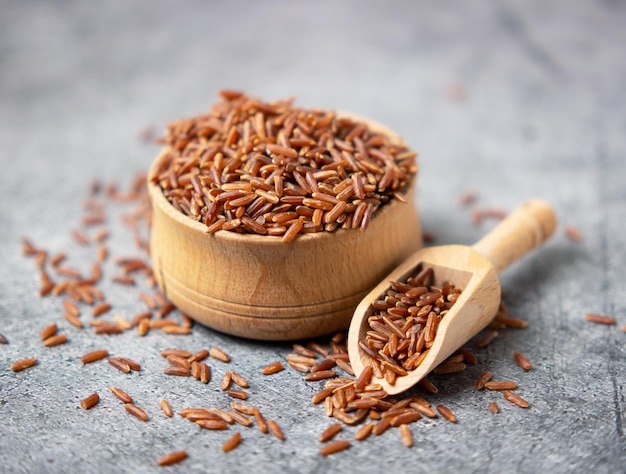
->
[40,323,58,341]
[319,423,343,442]
[268,419,285,441]
[125,403,149,421]
[43,334,68,347]
[157,450,187,466]
[399,424,413,447]
[80,393,99,410]
[196,419,228,430]
[484,381,518,391]
[261,361,284,375]
[436,404,457,423]
[10,358,38,372]
[210,347,230,362]
[92,302,112,317]
[513,351,533,371]
[320,440,351,456]
[354,423,374,441]
[585,313,616,325]
[110,386,133,404]
[503,390,530,408]
[81,349,109,364]
[222,432,242,452]
[475,371,493,390]
[227,390,248,400]
[109,357,131,373]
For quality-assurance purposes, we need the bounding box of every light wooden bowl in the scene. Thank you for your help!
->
[147,114,422,341]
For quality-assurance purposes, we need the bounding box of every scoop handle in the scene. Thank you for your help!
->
[472,199,557,273]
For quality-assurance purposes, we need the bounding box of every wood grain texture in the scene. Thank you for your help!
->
[349,200,557,394]
[148,115,421,340]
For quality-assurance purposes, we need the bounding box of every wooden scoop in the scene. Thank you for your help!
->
[347,199,557,395]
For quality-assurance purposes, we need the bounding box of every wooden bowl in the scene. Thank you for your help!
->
[147,115,422,341]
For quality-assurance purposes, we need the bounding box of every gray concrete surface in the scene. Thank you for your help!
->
[1,1,625,472]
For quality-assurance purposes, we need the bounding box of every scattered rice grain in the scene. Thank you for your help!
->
[436,404,457,423]
[110,386,133,404]
[10,357,38,372]
[319,423,343,442]
[475,371,493,390]
[503,390,530,408]
[80,393,99,410]
[209,347,230,362]
[319,439,351,456]
[484,381,518,391]
[261,361,284,375]
[227,390,248,400]
[81,349,109,364]
[268,419,285,441]
[399,424,413,447]
[125,403,149,421]
[43,334,68,347]
[513,351,533,371]
[40,323,58,341]
[157,450,187,466]
[585,313,616,325]
[222,432,242,452]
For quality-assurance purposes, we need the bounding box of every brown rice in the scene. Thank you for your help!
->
[152,91,417,241]
[10,357,38,372]
[222,432,242,452]
[80,393,100,410]
[157,450,187,466]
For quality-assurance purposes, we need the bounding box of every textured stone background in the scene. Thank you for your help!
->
[1,1,625,473]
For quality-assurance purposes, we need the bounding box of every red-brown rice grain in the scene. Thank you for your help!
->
[475,371,493,390]
[161,349,192,358]
[188,349,209,363]
[503,390,530,408]
[10,357,38,372]
[125,403,149,421]
[157,450,187,466]
[109,357,131,373]
[253,410,268,434]
[40,323,58,341]
[110,386,133,404]
[303,370,337,382]
[436,404,457,423]
[268,419,285,441]
[80,349,109,364]
[585,313,616,325]
[222,432,242,452]
[92,302,112,317]
[210,347,230,362]
[228,410,252,427]
[354,423,374,441]
[261,361,284,375]
[196,419,228,430]
[227,390,248,400]
[43,334,68,347]
[399,424,413,447]
[320,439,351,456]
[513,351,533,371]
[484,380,518,391]
[319,423,343,442]
[476,331,499,348]
[80,393,100,410]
